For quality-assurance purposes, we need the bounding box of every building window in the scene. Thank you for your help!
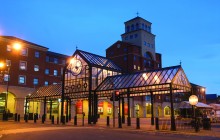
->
[138,66,140,70]
[164,106,171,115]
[135,23,139,30]
[4,74,10,82]
[126,26,130,32]
[124,56,127,61]
[45,69,49,75]
[134,56,136,61]
[19,61,27,70]
[33,78,38,85]
[62,60,66,65]
[21,48,28,56]
[54,70,58,76]
[54,58,58,64]
[7,45,11,52]
[134,65,136,69]
[35,51,40,58]
[46,56,49,62]
[45,81,49,86]
[124,48,127,52]
[53,82,57,85]
[144,41,147,46]
[142,23,144,29]
[18,75,26,84]
[131,24,134,31]
[6,60,11,66]
[125,36,128,40]
[134,34,138,38]
[130,35,133,39]
[34,65,39,71]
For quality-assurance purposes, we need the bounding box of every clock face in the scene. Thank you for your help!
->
[69,59,83,76]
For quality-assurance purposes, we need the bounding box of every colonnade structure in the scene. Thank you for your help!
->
[27,49,191,131]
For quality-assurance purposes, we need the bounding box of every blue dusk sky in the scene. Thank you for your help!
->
[0,0,219,94]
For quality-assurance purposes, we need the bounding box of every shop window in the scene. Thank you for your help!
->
[134,65,136,69]
[164,106,171,115]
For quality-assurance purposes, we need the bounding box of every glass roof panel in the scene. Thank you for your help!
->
[78,50,121,71]
[96,65,191,93]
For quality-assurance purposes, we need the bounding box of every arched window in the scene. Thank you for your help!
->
[164,106,171,116]
[131,24,134,31]
[126,26,130,32]
[136,23,139,30]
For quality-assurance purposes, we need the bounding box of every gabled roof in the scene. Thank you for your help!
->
[75,49,122,71]
[96,65,191,94]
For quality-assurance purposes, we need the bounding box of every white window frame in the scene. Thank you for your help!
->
[34,65,39,72]
[21,48,28,56]
[19,61,27,70]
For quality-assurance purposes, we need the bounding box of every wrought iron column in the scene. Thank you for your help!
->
[66,98,69,122]
[49,100,52,119]
[61,66,67,124]
[150,91,154,125]
[170,84,176,131]
[127,89,131,126]
[122,97,125,123]
[88,66,92,124]
[43,97,46,121]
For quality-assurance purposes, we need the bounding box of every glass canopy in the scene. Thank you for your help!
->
[95,65,191,97]
[28,84,62,101]
[76,50,121,71]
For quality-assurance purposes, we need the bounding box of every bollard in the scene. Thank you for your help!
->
[127,117,131,126]
[136,118,140,129]
[107,116,110,126]
[51,115,54,124]
[42,114,45,124]
[25,114,28,123]
[82,113,85,126]
[122,115,125,124]
[34,114,37,123]
[155,117,159,130]
[118,116,122,128]
[66,115,69,123]
[62,116,65,124]
[18,114,20,122]
[74,116,77,126]
[57,117,59,124]
[14,113,18,122]
[69,114,71,121]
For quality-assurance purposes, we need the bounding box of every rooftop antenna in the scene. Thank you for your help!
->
[76,45,78,50]
[180,60,182,66]
[136,11,139,17]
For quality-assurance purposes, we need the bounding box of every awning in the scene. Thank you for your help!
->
[179,101,213,109]
[28,84,61,100]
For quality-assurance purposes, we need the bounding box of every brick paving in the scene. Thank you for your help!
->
[0,118,220,138]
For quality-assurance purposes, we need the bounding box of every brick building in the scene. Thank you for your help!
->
[0,36,69,116]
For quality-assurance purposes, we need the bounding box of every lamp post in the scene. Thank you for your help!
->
[189,95,199,132]
[0,42,22,120]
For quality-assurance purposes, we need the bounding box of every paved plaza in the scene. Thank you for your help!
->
[0,118,220,139]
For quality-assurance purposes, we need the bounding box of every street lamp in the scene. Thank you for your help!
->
[0,43,22,120]
[189,95,199,132]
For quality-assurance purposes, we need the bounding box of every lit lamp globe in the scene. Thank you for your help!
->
[189,95,198,106]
